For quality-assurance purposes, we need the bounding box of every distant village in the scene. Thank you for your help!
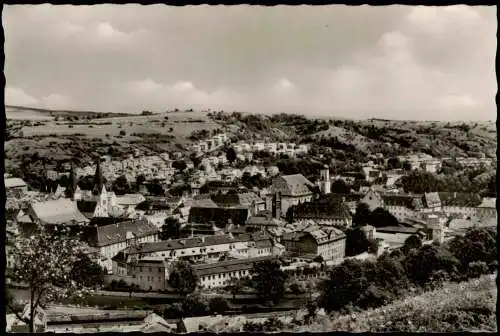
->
[5,131,497,333]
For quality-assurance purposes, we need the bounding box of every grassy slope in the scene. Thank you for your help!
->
[303,274,497,332]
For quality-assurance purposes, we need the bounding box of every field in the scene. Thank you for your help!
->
[301,274,497,333]
[17,110,221,139]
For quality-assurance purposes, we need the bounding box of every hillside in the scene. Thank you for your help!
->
[212,112,496,159]
[302,274,497,332]
[5,105,132,120]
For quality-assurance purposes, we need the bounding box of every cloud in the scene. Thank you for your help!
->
[40,93,72,109]
[3,5,496,120]
[5,87,72,110]
[96,22,126,39]
[5,87,39,106]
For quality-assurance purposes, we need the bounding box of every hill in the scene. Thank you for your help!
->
[5,105,132,120]
[297,274,497,332]
[212,112,496,159]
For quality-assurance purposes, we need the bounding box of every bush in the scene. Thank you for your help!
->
[467,261,489,279]
[208,296,230,314]
[119,130,126,136]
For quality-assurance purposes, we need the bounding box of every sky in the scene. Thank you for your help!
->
[3,5,497,121]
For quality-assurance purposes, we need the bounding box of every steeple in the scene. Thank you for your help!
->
[66,162,78,200]
[92,159,104,195]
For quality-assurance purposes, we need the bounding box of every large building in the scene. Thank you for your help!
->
[292,198,352,229]
[271,174,316,216]
[83,218,159,271]
[193,256,277,289]
[282,225,346,263]
[123,234,252,264]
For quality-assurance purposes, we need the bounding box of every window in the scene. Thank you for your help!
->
[140,275,143,280]
[149,267,152,273]
[139,267,143,272]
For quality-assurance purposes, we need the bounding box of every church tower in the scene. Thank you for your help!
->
[318,165,331,194]
[92,159,104,195]
[66,162,78,200]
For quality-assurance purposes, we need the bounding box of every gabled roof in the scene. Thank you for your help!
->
[211,192,264,208]
[116,194,146,206]
[95,219,159,247]
[272,174,314,196]
[123,233,251,255]
[381,194,423,210]
[424,192,442,208]
[294,200,351,220]
[31,199,89,225]
[193,256,276,277]
[5,177,27,188]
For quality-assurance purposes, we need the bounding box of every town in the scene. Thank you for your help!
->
[5,114,497,333]
[4,3,497,334]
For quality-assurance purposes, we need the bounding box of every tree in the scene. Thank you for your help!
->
[251,260,287,304]
[402,234,423,254]
[209,296,230,314]
[226,147,237,164]
[168,261,199,294]
[119,130,126,136]
[112,175,131,195]
[331,179,351,194]
[353,203,371,226]
[69,252,106,289]
[387,157,401,170]
[285,206,295,224]
[182,294,209,316]
[448,227,497,272]
[403,244,460,286]
[136,174,146,188]
[172,160,187,172]
[369,207,399,228]
[190,154,202,169]
[6,226,89,333]
[227,277,243,300]
[161,217,181,240]
[345,227,371,257]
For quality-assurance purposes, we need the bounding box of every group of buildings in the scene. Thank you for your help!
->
[5,141,497,295]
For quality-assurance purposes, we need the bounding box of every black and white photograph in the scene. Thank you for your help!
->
[3,4,497,333]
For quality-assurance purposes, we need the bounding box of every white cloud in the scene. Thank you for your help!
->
[5,87,39,106]
[96,22,126,39]
[40,93,72,109]
[57,21,84,37]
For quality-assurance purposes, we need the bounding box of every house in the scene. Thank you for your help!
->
[116,193,146,208]
[475,197,497,221]
[374,226,428,251]
[359,189,385,212]
[177,311,295,333]
[248,231,282,258]
[381,194,424,222]
[271,174,315,215]
[42,308,174,333]
[26,198,90,227]
[211,192,266,216]
[126,258,167,291]
[123,233,252,265]
[423,192,442,212]
[292,199,352,229]
[194,256,277,289]
[5,177,28,197]
[361,167,381,183]
[282,226,346,263]
[188,200,250,227]
[246,213,283,232]
[439,192,480,218]
[83,218,159,271]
